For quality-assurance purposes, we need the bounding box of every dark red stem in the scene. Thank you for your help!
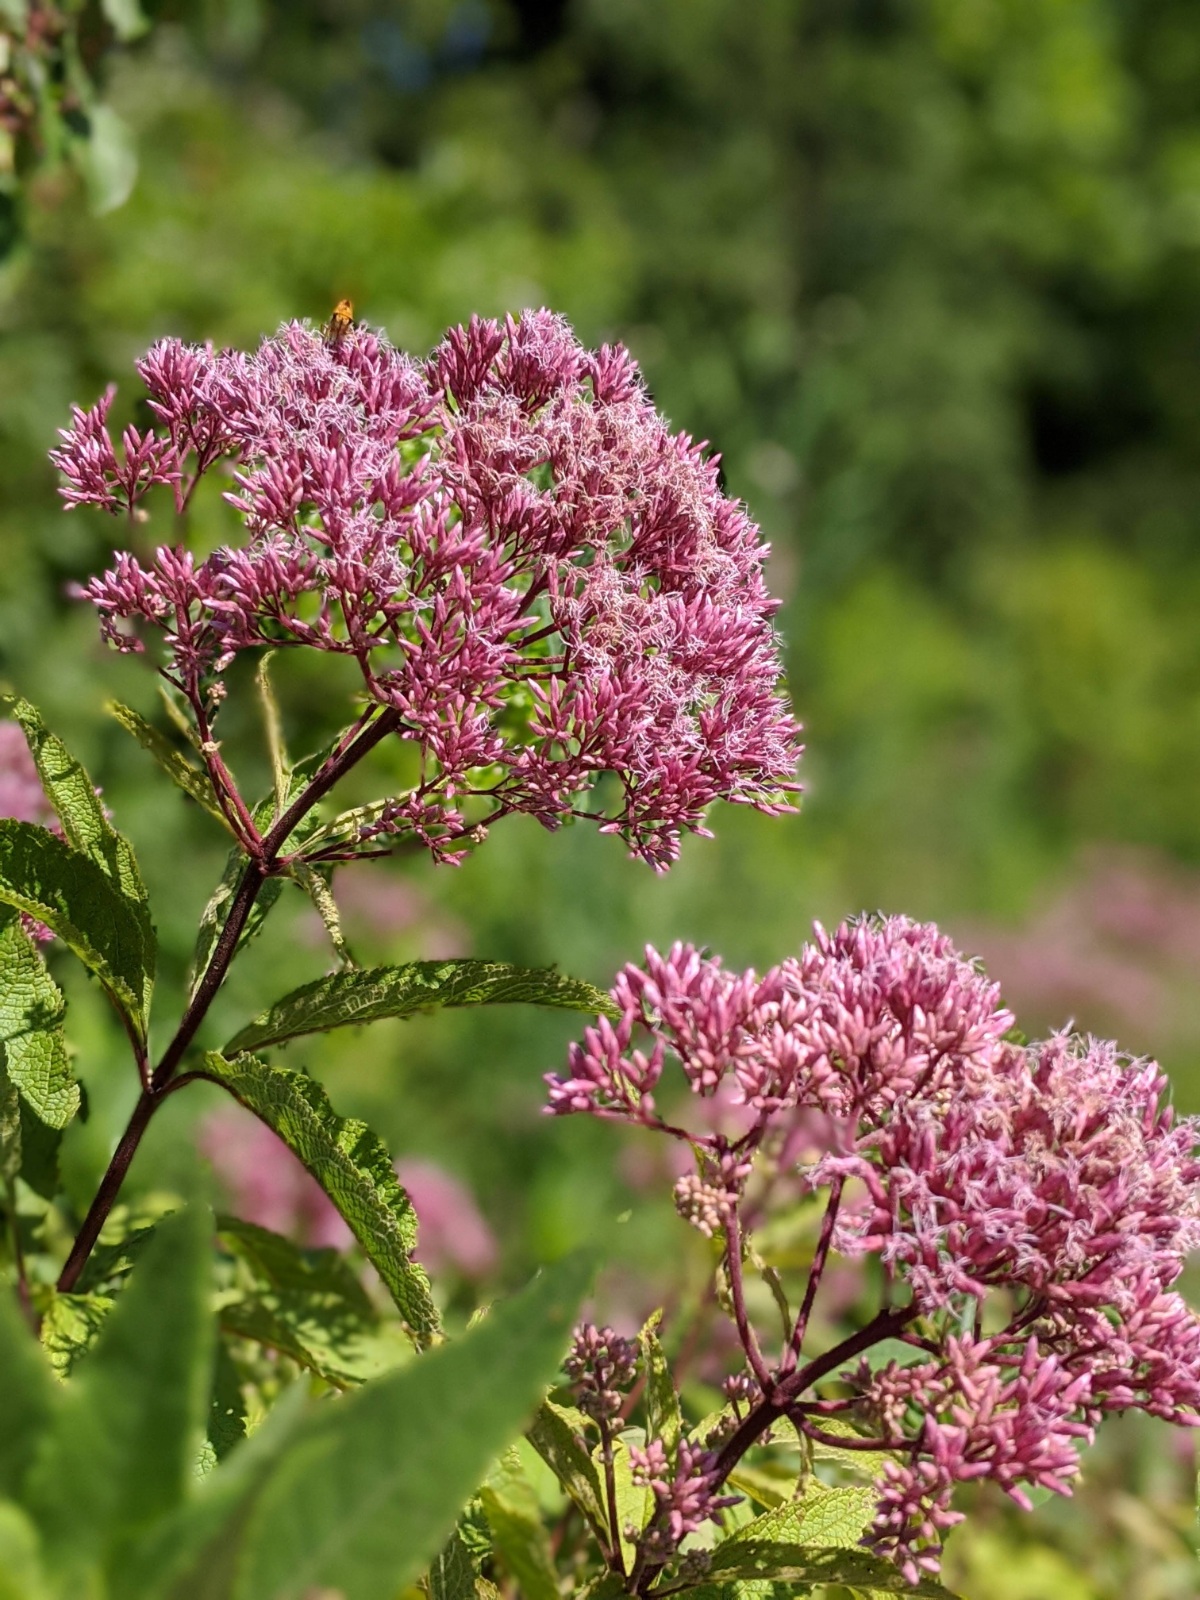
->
[56,707,401,1294]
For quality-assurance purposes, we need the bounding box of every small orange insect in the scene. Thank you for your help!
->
[323,298,355,345]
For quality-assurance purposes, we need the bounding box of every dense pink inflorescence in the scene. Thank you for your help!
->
[55,312,800,868]
[551,915,1200,1580]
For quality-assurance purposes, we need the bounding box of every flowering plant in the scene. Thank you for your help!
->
[0,307,1193,1600]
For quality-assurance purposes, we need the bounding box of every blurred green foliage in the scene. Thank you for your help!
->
[2,1,1200,1591]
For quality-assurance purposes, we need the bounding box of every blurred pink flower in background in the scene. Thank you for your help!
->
[959,845,1200,1061]
[0,721,54,827]
[199,1103,497,1279]
[296,862,469,959]
[0,719,60,941]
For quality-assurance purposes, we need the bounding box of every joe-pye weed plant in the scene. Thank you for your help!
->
[0,307,1193,1600]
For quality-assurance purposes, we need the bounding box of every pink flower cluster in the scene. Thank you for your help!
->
[630,1437,738,1554]
[551,916,1200,1580]
[55,312,800,867]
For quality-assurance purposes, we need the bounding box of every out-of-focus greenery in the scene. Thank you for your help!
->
[2,2,1200,1592]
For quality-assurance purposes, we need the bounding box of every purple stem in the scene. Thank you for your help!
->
[56,706,402,1294]
[781,1176,843,1373]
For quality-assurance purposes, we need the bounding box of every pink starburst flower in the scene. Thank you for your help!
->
[554,915,1200,1580]
[55,311,801,868]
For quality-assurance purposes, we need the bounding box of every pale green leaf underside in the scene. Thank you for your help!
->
[232,1252,591,1600]
[525,1399,609,1543]
[200,1051,440,1347]
[226,959,618,1053]
[0,906,78,1128]
[639,1311,682,1459]
[106,700,231,831]
[0,821,151,1042]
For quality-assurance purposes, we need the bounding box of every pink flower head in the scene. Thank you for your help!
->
[556,915,1200,1581]
[59,312,801,868]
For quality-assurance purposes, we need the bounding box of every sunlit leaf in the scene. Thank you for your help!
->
[0,906,77,1129]
[226,959,618,1054]
[106,701,231,831]
[231,1252,592,1600]
[200,1052,440,1346]
[0,822,152,1045]
[25,1208,213,1574]
[526,1398,609,1543]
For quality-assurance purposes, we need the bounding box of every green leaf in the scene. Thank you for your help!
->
[217,1216,408,1386]
[639,1310,682,1459]
[114,1383,311,1600]
[3,697,153,970]
[226,959,618,1054]
[480,1450,558,1600]
[525,1398,609,1543]
[207,1341,247,1464]
[0,906,77,1129]
[703,1536,961,1596]
[16,1101,60,1200]
[200,1052,440,1346]
[291,861,355,969]
[0,1284,56,1500]
[0,1501,53,1600]
[609,1434,652,1569]
[0,1067,18,1186]
[726,1458,800,1511]
[100,0,150,40]
[37,1291,113,1377]
[106,702,231,832]
[25,1207,214,1573]
[231,1251,592,1600]
[77,103,138,214]
[190,850,283,1000]
[730,1482,876,1549]
[255,653,290,819]
[806,1417,897,1485]
[427,1526,485,1600]
[0,821,152,1045]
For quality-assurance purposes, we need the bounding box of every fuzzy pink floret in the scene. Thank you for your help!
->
[57,312,801,868]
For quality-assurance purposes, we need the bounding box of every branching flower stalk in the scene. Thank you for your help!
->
[45,308,801,1297]
[551,920,1200,1588]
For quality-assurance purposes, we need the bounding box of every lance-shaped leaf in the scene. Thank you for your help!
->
[231,1251,592,1600]
[701,1534,962,1597]
[226,959,618,1054]
[24,1207,214,1575]
[729,1481,876,1549]
[37,1291,113,1378]
[639,1311,682,1459]
[0,905,78,1128]
[0,821,151,1044]
[480,1450,558,1600]
[3,695,150,921]
[200,1052,440,1347]
[106,700,231,831]
[217,1217,407,1387]
[190,848,284,1000]
[526,1399,609,1543]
